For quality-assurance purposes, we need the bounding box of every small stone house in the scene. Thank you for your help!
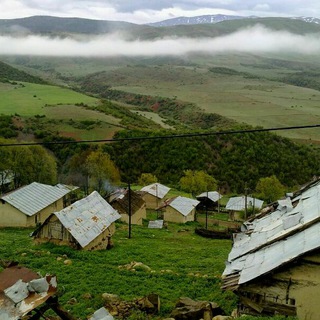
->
[225,196,264,220]
[159,196,200,224]
[33,191,121,250]
[139,183,170,209]
[0,182,73,227]
[222,178,320,319]
[196,191,222,211]
[109,188,146,225]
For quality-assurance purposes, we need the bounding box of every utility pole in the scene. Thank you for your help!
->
[244,182,248,220]
[205,189,208,229]
[128,182,132,239]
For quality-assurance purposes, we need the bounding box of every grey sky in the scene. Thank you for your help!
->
[1,0,320,24]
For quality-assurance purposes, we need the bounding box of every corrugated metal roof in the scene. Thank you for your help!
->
[140,183,170,199]
[1,182,72,217]
[169,196,200,216]
[225,196,264,211]
[222,179,320,287]
[54,191,121,248]
[196,191,222,202]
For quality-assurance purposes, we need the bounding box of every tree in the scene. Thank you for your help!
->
[179,170,217,196]
[138,173,158,186]
[28,146,57,184]
[86,148,120,195]
[256,175,285,203]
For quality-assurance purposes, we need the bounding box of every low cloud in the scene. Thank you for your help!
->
[0,25,320,57]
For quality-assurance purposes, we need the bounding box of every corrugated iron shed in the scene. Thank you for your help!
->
[1,182,72,216]
[53,191,121,248]
[225,196,264,211]
[168,196,200,216]
[196,191,222,202]
[222,179,320,289]
[140,183,170,199]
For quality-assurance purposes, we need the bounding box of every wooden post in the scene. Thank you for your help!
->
[128,183,132,239]
[205,190,208,229]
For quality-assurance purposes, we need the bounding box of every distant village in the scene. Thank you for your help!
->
[1,175,320,319]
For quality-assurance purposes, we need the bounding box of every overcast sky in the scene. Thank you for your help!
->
[1,0,320,24]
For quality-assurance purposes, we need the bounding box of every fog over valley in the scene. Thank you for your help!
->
[1,25,320,57]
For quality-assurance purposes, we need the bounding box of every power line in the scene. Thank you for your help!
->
[0,124,319,147]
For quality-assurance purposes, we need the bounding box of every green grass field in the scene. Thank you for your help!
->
[0,82,98,116]
[0,222,297,320]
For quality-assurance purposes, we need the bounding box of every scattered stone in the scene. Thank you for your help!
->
[63,259,72,265]
[56,257,63,261]
[83,292,92,300]
[101,293,160,319]
[67,297,77,305]
[212,316,233,320]
[118,261,152,272]
[21,253,27,256]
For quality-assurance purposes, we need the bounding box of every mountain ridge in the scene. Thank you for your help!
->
[149,14,320,27]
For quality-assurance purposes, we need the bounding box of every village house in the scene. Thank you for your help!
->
[225,195,264,221]
[158,196,200,224]
[222,178,320,319]
[139,183,170,209]
[0,182,73,227]
[33,191,121,250]
[109,188,146,225]
[196,191,222,211]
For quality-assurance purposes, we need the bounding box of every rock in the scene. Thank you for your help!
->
[171,297,225,320]
[212,316,233,320]
[56,257,63,261]
[67,297,77,305]
[102,293,120,303]
[82,293,92,300]
[21,253,27,256]
[63,259,72,265]
[171,297,212,320]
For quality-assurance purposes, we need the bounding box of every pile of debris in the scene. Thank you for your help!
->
[0,261,74,320]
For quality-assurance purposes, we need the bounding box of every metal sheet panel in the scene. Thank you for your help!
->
[140,183,170,199]
[196,191,222,202]
[223,181,320,287]
[169,196,200,216]
[55,191,121,248]
[1,182,72,216]
[226,196,264,211]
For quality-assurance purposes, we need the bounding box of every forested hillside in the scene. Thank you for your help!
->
[0,60,46,84]
[104,129,319,193]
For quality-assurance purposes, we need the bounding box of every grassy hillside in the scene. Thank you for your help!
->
[75,63,320,143]
[0,60,47,84]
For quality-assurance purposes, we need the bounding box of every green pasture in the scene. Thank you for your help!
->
[109,66,320,143]
[0,223,296,320]
[0,82,98,116]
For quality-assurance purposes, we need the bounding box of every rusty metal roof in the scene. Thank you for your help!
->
[222,179,320,289]
[140,183,170,199]
[0,265,57,319]
[1,182,72,216]
[53,191,121,248]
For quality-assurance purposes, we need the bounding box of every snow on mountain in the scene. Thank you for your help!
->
[148,14,320,27]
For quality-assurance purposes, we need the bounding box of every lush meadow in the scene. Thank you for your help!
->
[0,221,297,320]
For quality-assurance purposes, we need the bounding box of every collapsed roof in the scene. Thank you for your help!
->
[222,178,320,291]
